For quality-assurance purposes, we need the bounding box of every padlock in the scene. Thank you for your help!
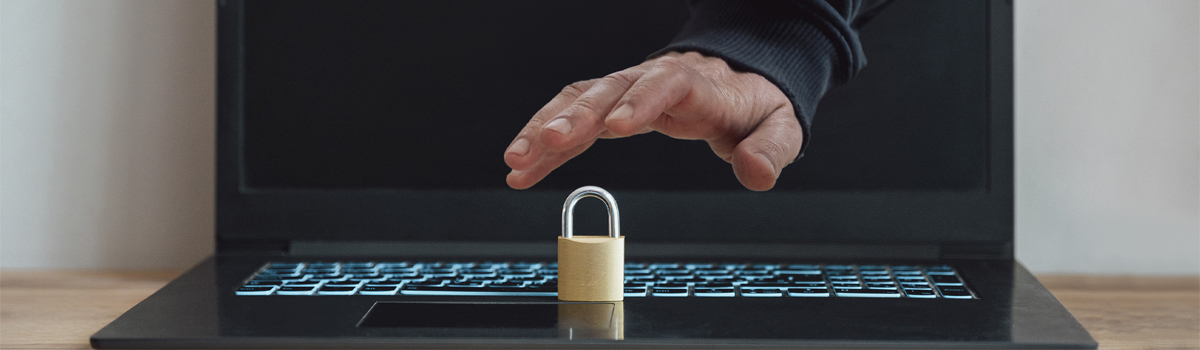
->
[557,186,624,302]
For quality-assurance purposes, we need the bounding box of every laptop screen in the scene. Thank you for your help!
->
[219,0,1011,248]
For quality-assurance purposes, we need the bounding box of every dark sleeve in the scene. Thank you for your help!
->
[650,0,891,158]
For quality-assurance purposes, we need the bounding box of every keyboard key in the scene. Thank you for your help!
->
[751,264,780,270]
[937,286,973,299]
[510,262,541,270]
[903,289,937,298]
[895,275,926,281]
[786,288,830,297]
[744,281,790,287]
[325,281,362,288]
[693,288,735,297]
[401,285,556,296]
[901,282,932,289]
[383,270,419,278]
[649,263,680,269]
[694,269,731,275]
[786,264,821,270]
[267,262,302,269]
[685,263,714,269]
[824,265,854,270]
[624,287,648,297]
[506,277,547,284]
[861,275,892,281]
[695,281,735,288]
[254,274,300,280]
[624,263,647,269]
[625,281,653,288]
[859,269,888,275]
[656,269,691,276]
[488,282,526,288]
[890,265,919,271]
[496,269,535,277]
[925,265,954,272]
[778,274,824,283]
[740,288,783,297]
[791,281,825,287]
[651,287,688,297]
[776,269,822,275]
[365,280,404,286]
[446,281,488,288]
[235,286,276,296]
[834,288,901,298]
[244,280,283,286]
[655,282,688,289]
[930,274,963,285]
[474,262,507,269]
[718,263,747,270]
[460,269,497,277]
[317,286,359,295]
[275,286,318,295]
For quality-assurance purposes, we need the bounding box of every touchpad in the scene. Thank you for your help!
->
[358,302,613,329]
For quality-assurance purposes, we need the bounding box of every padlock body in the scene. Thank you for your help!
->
[557,236,624,301]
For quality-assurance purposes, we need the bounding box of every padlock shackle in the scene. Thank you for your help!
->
[561,186,620,239]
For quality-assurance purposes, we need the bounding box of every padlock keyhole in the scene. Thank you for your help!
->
[571,198,610,236]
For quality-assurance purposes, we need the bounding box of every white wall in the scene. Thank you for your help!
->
[1014,0,1199,275]
[1,0,1197,274]
[1,0,215,269]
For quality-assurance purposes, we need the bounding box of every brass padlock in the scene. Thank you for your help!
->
[557,186,624,302]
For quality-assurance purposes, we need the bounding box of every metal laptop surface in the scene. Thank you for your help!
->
[92,0,1096,348]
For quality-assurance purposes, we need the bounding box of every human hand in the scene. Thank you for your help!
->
[503,52,803,191]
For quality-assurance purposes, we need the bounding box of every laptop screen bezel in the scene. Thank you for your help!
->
[214,0,1013,257]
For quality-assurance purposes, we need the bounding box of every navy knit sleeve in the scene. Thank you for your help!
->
[651,0,890,158]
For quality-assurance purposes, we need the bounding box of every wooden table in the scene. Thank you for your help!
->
[1,271,1196,349]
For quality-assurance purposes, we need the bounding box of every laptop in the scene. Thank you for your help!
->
[91,0,1098,348]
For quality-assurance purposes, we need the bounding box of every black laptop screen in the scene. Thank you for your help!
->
[241,0,989,193]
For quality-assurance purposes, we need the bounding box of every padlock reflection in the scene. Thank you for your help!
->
[557,302,623,340]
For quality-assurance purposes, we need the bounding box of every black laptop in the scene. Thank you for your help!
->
[91,0,1097,348]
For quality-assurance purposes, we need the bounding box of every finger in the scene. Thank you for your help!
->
[540,70,642,151]
[729,107,803,191]
[605,57,732,140]
[506,140,596,189]
[505,80,597,171]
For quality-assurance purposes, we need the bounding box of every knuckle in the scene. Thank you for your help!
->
[567,98,602,119]
[651,56,688,73]
[560,81,591,98]
[601,71,638,88]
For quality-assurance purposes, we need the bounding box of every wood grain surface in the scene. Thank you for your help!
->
[1,271,1196,349]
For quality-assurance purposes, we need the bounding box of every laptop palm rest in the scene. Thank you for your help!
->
[358,302,622,340]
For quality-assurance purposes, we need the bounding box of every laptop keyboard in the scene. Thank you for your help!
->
[236,262,976,299]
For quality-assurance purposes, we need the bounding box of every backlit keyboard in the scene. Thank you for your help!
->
[236,262,976,299]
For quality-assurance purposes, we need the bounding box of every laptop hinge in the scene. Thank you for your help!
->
[217,238,290,255]
[289,241,946,261]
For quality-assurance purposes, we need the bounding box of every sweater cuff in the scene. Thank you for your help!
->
[650,0,863,159]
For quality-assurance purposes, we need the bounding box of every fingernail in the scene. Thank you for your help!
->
[755,152,779,175]
[608,104,633,121]
[507,138,530,156]
[544,118,572,135]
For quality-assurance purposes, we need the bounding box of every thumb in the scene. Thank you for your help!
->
[730,109,804,191]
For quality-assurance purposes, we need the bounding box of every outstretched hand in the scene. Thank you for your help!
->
[504,52,803,191]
